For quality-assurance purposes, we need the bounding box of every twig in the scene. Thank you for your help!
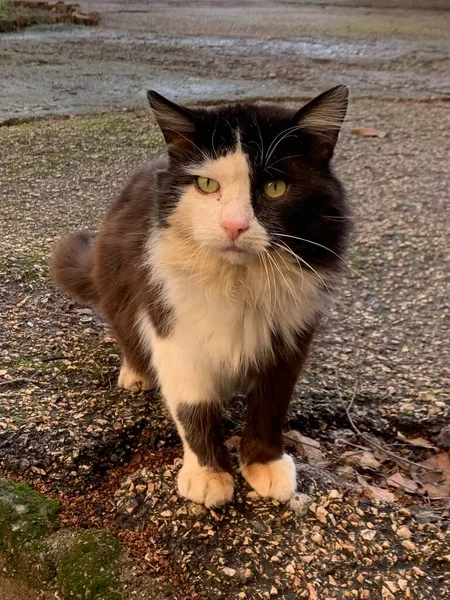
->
[41,356,72,363]
[335,370,442,475]
[0,377,38,387]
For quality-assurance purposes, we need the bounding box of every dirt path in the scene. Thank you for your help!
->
[1,0,449,122]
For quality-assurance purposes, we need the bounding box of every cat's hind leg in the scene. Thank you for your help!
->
[118,360,157,392]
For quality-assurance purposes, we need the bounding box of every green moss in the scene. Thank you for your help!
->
[0,479,61,583]
[0,479,61,546]
[0,482,129,599]
[57,531,122,600]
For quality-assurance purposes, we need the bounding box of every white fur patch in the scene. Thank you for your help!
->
[145,233,328,381]
[182,140,269,262]
[241,454,297,501]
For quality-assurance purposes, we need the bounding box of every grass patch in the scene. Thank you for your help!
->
[0,111,164,181]
[0,1,59,33]
[0,1,99,33]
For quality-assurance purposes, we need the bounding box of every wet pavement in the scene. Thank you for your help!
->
[0,0,449,122]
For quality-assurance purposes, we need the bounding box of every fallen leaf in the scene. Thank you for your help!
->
[284,431,328,466]
[397,431,437,450]
[387,472,419,494]
[351,126,388,138]
[335,465,356,481]
[340,450,381,470]
[363,485,396,503]
[419,452,450,477]
[285,430,320,448]
[415,452,450,498]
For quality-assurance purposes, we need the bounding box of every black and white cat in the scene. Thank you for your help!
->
[51,86,350,507]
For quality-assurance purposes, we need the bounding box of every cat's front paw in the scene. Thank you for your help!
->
[241,454,297,502]
[178,465,234,508]
[118,363,156,392]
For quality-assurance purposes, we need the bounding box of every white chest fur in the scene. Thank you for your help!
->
[142,233,327,387]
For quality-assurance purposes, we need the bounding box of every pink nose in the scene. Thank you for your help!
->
[221,220,249,241]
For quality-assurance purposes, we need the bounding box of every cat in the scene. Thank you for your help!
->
[51,86,350,508]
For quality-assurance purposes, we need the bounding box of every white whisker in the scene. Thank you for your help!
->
[265,125,304,165]
[265,154,303,171]
[273,232,356,275]
[267,249,299,312]
[273,241,335,302]
[264,250,279,320]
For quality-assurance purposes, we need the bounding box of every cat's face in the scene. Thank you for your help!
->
[149,87,349,270]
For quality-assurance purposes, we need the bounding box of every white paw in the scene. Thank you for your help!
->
[178,465,234,508]
[117,364,156,392]
[241,454,297,502]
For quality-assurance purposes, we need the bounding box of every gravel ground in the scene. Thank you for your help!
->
[0,98,449,597]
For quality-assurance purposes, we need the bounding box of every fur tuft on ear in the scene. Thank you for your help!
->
[147,91,196,146]
[294,85,348,160]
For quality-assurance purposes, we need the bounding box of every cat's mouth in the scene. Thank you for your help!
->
[219,242,251,263]
[224,245,244,253]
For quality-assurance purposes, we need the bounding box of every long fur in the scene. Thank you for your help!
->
[50,230,97,305]
[50,87,351,507]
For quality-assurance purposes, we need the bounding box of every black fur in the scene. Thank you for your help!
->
[149,87,350,271]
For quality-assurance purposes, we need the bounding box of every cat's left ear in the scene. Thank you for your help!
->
[147,91,196,146]
[294,85,348,160]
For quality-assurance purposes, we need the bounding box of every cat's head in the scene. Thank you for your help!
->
[148,87,350,270]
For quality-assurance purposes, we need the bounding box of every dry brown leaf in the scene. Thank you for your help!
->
[284,431,328,466]
[387,472,419,494]
[351,126,388,138]
[363,485,396,503]
[335,465,357,481]
[397,431,438,450]
[303,445,328,467]
[285,430,320,448]
[340,450,381,470]
[416,452,450,498]
[420,452,450,477]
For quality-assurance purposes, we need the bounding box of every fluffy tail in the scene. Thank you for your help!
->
[50,230,98,305]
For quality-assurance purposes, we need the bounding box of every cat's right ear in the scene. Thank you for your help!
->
[147,91,196,146]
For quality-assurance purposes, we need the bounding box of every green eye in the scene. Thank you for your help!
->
[264,180,287,199]
[195,176,220,194]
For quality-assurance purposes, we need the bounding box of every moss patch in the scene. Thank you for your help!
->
[0,479,61,583]
[0,479,61,548]
[57,531,122,600]
[0,481,127,599]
